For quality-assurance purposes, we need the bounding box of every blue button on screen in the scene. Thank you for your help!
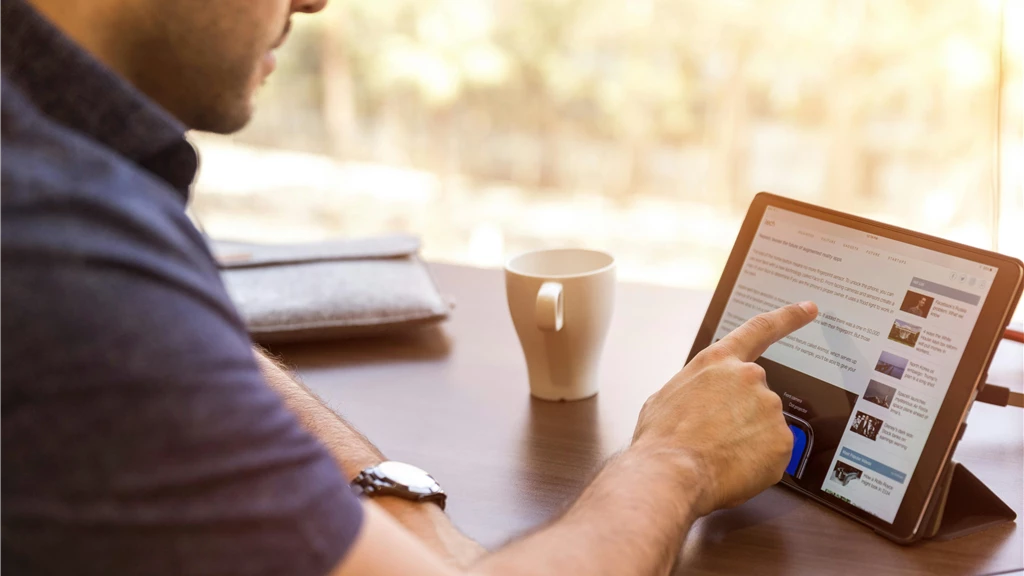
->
[787,425,808,476]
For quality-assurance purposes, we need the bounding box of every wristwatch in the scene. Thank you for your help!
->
[350,461,447,510]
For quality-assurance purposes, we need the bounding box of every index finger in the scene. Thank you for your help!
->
[715,301,819,362]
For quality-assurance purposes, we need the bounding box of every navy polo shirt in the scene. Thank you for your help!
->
[1,1,363,574]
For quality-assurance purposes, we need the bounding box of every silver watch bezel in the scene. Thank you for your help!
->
[353,461,447,509]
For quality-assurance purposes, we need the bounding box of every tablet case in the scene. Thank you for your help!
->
[210,235,452,344]
[915,456,1016,541]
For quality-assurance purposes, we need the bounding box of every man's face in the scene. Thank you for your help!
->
[918,298,928,308]
[128,0,326,133]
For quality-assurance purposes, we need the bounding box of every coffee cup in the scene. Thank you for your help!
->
[504,248,616,401]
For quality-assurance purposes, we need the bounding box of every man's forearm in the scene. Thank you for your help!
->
[257,349,700,574]
[473,441,702,576]
[253,349,383,479]
[253,348,486,567]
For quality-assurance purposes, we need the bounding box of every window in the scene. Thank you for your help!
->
[191,0,1022,318]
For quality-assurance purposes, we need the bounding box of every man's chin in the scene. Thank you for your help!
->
[189,98,256,135]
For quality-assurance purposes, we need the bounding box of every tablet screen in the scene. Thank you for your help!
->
[712,206,997,523]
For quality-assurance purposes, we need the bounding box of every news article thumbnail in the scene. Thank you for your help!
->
[899,290,935,319]
[874,350,909,379]
[830,461,864,487]
[850,411,883,441]
[863,380,897,409]
[888,319,923,348]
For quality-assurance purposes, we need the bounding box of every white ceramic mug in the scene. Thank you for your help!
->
[505,249,616,401]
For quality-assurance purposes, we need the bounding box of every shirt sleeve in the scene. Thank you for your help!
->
[1,176,363,576]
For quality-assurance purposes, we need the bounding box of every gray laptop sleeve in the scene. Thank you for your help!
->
[210,235,451,344]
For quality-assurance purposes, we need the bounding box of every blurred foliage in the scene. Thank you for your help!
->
[235,0,1018,212]
[327,0,1009,133]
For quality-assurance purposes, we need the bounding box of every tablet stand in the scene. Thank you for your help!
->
[917,459,1016,541]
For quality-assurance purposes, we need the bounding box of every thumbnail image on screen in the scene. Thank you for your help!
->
[888,319,922,348]
[831,461,864,487]
[874,351,909,380]
[863,380,897,409]
[850,411,883,441]
[899,290,935,319]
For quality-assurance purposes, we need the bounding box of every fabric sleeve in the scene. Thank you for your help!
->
[1,182,364,576]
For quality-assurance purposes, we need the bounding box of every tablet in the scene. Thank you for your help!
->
[687,192,1023,543]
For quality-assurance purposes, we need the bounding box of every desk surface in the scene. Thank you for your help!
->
[275,264,1024,576]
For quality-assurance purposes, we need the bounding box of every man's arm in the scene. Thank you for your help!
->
[342,443,701,576]
[470,442,702,576]
[254,350,486,568]
[254,351,383,478]
[255,349,690,574]
[334,301,818,576]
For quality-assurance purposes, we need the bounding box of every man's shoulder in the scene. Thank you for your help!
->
[2,78,211,275]
[1,75,238,375]
[2,77,182,208]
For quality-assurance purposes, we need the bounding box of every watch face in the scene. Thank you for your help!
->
[377,461,436,490]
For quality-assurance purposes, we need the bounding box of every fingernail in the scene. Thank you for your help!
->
[798,301,817,315]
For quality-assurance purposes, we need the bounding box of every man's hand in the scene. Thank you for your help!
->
[632,301,818,517]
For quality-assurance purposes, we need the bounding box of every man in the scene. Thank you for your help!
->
[908,296,930,317]
[1,0,819,574]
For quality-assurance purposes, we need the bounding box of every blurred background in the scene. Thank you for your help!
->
[189,0,1022,315]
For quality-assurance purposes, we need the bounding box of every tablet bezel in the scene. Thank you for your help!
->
[686,192,1023,542]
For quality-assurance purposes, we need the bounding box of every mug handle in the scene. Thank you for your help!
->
[535,281,564,332]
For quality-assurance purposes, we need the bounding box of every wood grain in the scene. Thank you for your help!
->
[272,263,1023,576]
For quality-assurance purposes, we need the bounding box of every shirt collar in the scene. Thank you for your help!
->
[1,0,198,193]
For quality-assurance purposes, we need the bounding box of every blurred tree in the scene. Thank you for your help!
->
[243,0,1010,215]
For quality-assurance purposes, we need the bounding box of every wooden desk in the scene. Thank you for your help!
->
[274,264,1024,576]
